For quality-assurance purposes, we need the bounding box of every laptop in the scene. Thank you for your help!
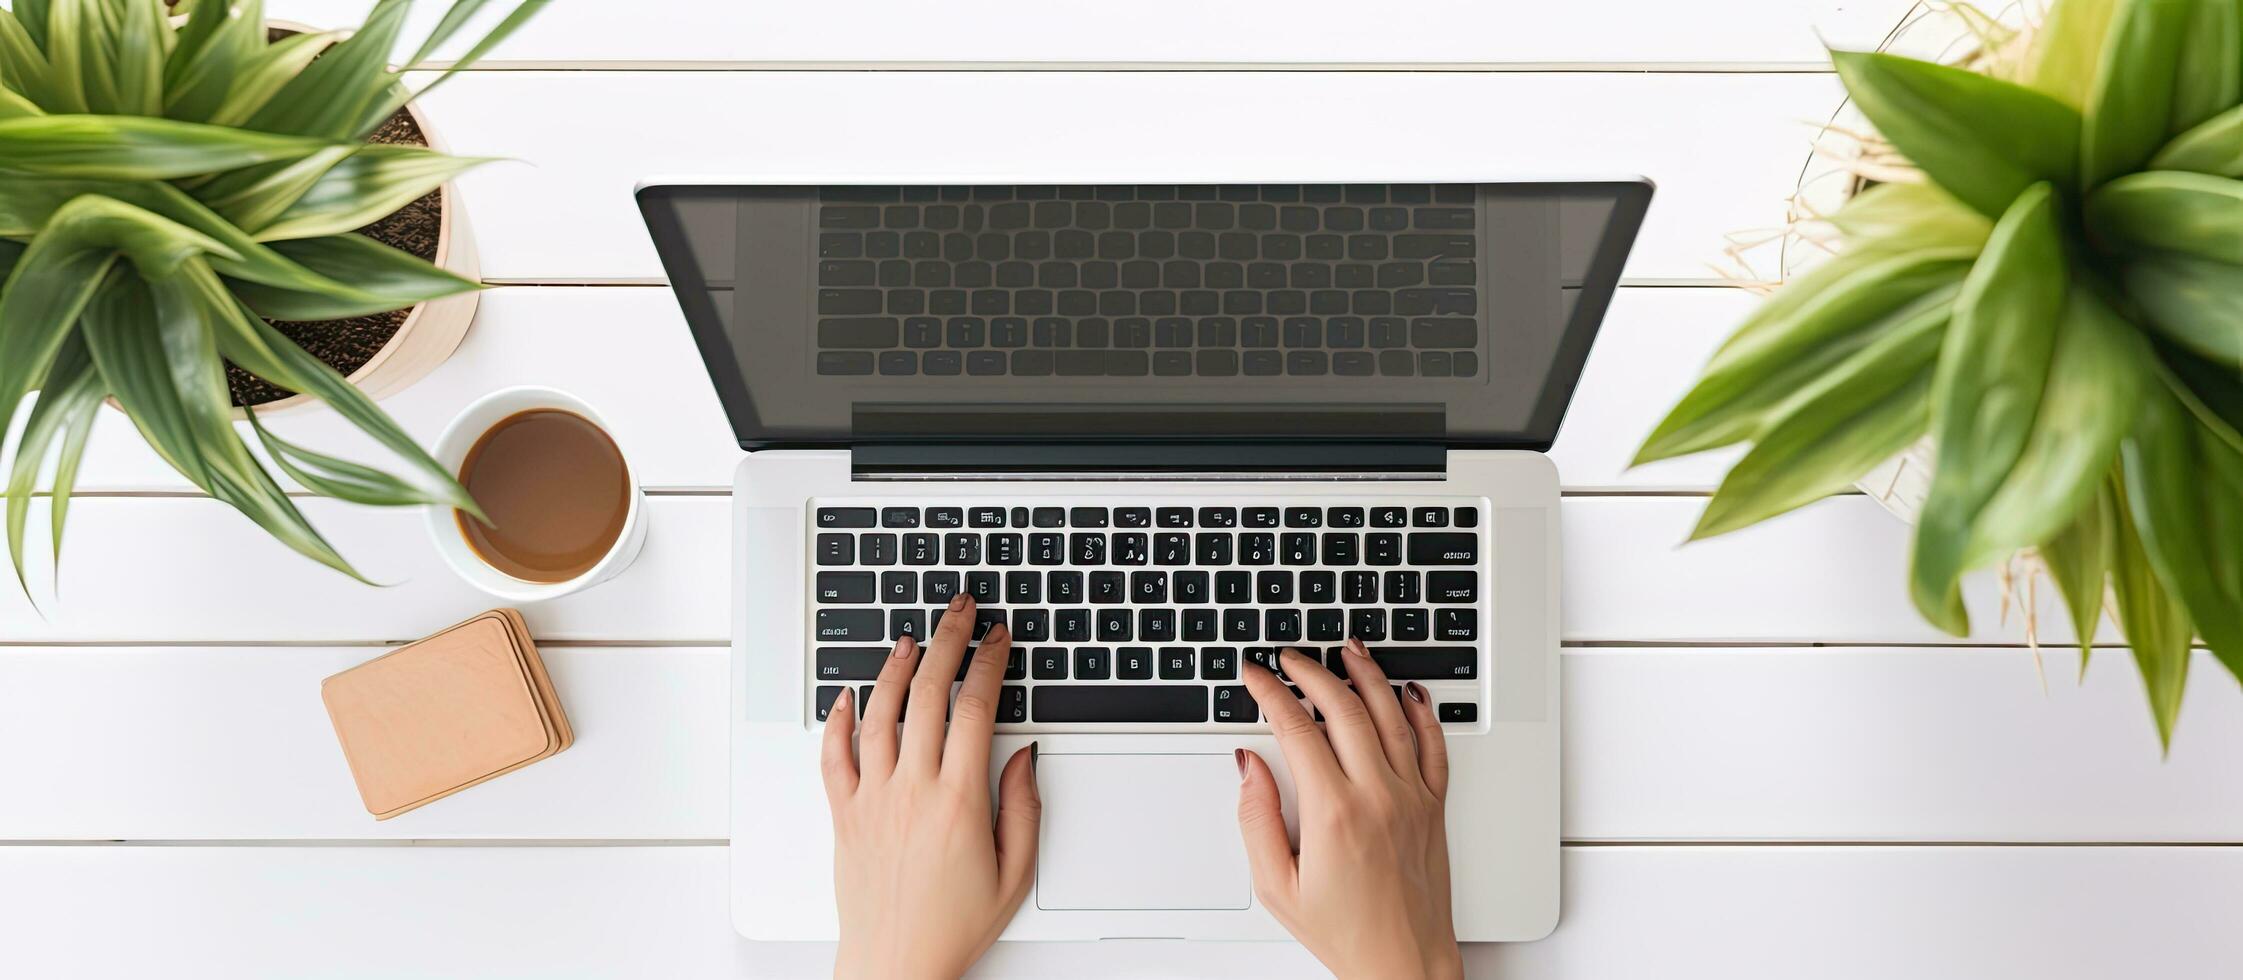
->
[637,179,1651,943]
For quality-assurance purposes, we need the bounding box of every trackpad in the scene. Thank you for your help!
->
[1036,753,1251,911]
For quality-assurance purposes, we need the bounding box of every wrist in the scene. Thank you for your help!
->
[1423,943,1465,980]
[833,942,961,980]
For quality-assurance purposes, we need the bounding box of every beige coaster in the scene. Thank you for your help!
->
[324,610,571,819]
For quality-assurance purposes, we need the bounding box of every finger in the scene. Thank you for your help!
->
[994,742,1043,906]
[819,687,859,807]
[1336,637,1421,781]
[1279,647,1389,782]
[1234,748,1298,913]
[942,621,1011,782]
[901,594,977,774]
[857,634,920,779]
[1399,681,1451,800]
[1242,658,1340,789]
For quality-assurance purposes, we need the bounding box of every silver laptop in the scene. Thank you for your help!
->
[637,179,1650,943]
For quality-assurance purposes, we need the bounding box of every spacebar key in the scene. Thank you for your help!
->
[1032,685,1207,723]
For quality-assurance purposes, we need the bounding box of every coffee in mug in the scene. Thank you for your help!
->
[455,409,632,584]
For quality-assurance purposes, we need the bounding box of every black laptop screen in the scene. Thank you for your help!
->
[637,181,1649,453]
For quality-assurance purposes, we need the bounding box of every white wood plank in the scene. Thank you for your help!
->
[4,645,2238,844]
[270,0,1915,67]
[0,495,2094,644]
[0,647,727,841]
[2,844,2237,979]
[402,70,1841,283]
[43,285,1749,494]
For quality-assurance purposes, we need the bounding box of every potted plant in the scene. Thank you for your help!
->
[0,0,543,588]
[1641,0,2243,747]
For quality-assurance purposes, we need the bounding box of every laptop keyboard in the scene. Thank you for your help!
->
[811,184,1483,380]
[807,500,1487,731]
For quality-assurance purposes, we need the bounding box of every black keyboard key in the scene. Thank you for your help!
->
[1342,571,1377,604]
[1118,647,1156,680]
[1074,647,1113,680]
[817,507,877,529]
[1090,571,1125,603]
[1070,533,1108,565]
[1049,571,1084,603]
[1428,571,1477,603]
[1408,533,1479,565]
[1213,686,1258,722]
[923,571,961,601]
[1240,533,1276,565]
[816,533,854,566]
[1174,570,1210,603]
[1028,532,1064,566]
[1299,571,1336,603]
[973,607,1007,640]
[817,351,875,375]
[1436,609,1478,641]
[1139,608,1177,642]
[927,507,964,529]
[820,316,899,349]
[1367,533,1403,566]
[1370,647,1478,680]
[988,533,1023,565]
[861,533,898,566]
[1156,506,1194,528]
[1439,702,1477,724]
[1013,608,1051,642]
[1004,649,1028,680]
[1114,533,1150,565]
[1392,608,1429,642]
[1203,648,1240,680]
[1243,507,1281,528]
[902,533,939,566]
[1032,507,1066,528]
[890,608,927,641]
[1322,533,1359,566]
[946,533,981,565]
[967,571,1001,602]
[1154,533,1192,566]
[1032,648,1069,679]
[878,507,919,528]
[1159,647,1196,679]
[1034,686,1208,723]
[1307,608,1345,641]
[1055,609,1091,642]
[882,571,919,604]
[969,506,1008,528]
[1349,608,1387,641]
[1224,608,1260,642]
[815,647,888,681]
[1411,506,1448,528]
[1006,570,1043,604]
[1384,570,1421,604]
[1215,571,1251,604]
[1280,533,1316,565]
[1067,506,1110,528]
[815,685,846,721]
[1195,533,1234,565]
[1454,507,1479,528]
[1198,507,1238,528]
[1116,507,1153,528]
[1132,571,1169,604]
[1098,608,1134,641]
[1257,570,1294,604]
[1243,647,1284,677]
[1183,608,1219,641]
[1283,507,1323,528]
[816,609,883,642]
[1266,608,1303,642]
[1000,686,1029,722]
[816,571,874,603]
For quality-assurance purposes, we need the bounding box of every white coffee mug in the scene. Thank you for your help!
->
[425,386,648,601]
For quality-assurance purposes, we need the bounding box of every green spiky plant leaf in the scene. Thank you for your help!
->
[0,0,543,591]
[1640,0,2243,747]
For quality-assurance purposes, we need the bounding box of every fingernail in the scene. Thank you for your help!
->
[1345,637,1371,658]
[891,635,915,659]
[836,687,853,716]
[987,623,1009,642]
[1030,740,1040,776]
[949,594,968,611]
[1233,748,1247,779]
[1405,681,1428,704]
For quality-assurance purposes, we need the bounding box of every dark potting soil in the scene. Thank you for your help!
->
[226,110,446,408]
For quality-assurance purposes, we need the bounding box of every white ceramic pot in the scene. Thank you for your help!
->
[425,387,648,602]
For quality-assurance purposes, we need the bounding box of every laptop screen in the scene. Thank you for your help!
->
[638,181,1649,454]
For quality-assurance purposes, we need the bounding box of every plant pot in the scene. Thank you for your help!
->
[231,20,480,418]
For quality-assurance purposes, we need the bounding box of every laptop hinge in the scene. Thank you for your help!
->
[850,441,1445,481]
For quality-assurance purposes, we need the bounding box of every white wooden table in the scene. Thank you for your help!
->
[6,2,2243,976]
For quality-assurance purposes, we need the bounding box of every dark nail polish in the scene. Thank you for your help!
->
[1030,740,1040,776]
[1406,681,1428,704]
[1346,637,1370,658]
[1233,747,1247,779]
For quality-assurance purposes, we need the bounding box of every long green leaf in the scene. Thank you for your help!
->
[3,334,99,597]
[207,30,342,128]
[0,115,336,179]
[195,144,357,236]
[357,0,548,135]
[0,85,42,119]
[244,0,410,139]
[78,271,206,483]
[247,409,464,508]
[107,0,163,117]
[1691,299,1946,539]
[2153,338,2243,452]
[1831,49,2082,217]
[1827,180,1995,250]
[2082,0,2196,188]
[0,198,134,469]
[190,264,483,520]
[2109,475,2194,750]
[229,233,480,320]
[1638,252,1968,463]
[45,362,98,566]
[2042,487,2115,666]
[39,0,86,111]
[2088,170,2243,263]
[2123,254,2243,363]
[2150,103,2243,174]
[16,0,50,52]
[2029,0,2119,107]
[254,146,489,241]
[2122,391,2243,680]
[408,0,500,67]
[1966,289,2147,566]
[0,7,58,110]
[2171,0,2243,134]
[1912,183,2065,635]
[162,0,264,122]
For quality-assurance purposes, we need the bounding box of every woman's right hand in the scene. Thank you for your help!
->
[1236,640,1462,980]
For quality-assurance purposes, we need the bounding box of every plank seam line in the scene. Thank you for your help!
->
[409,61,1838,74]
